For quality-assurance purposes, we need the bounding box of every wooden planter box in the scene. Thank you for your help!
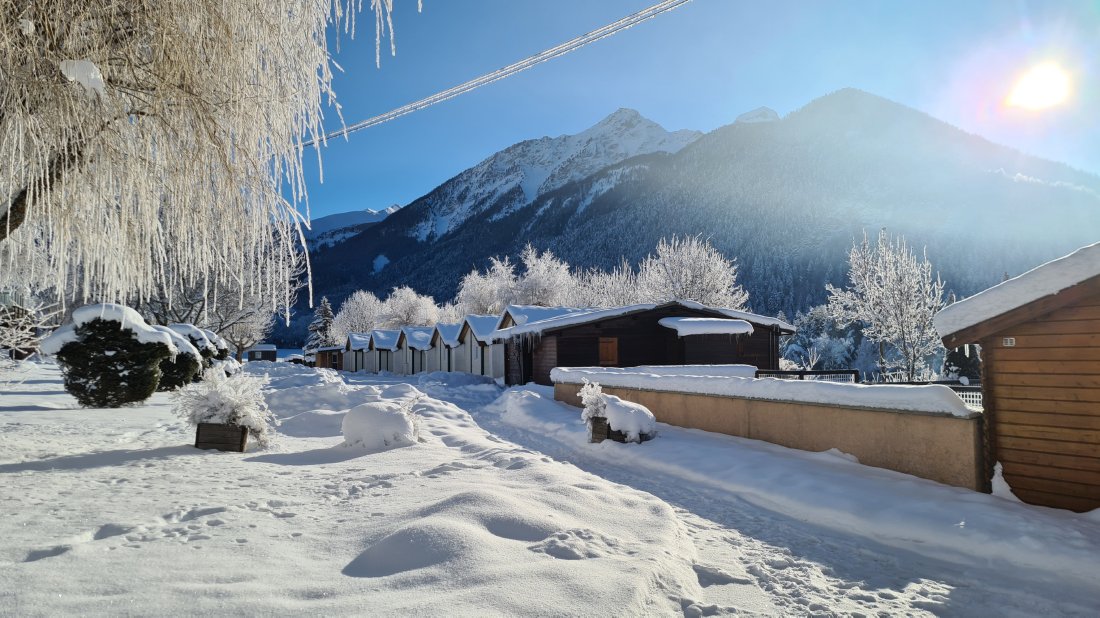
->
[588,417,654,444]
[195,423,249,452]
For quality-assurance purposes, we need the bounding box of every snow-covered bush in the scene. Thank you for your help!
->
[42,304,175,407]
[342,396,422,452]
[577,378,656,443]
[168,323,218,369]
[151,325,202,391]
[174,369,276,448]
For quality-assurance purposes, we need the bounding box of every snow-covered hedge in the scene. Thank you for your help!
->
[174,369,277,448]
[342,398,421,452]
[151,325,202,390]
[42,303,176,407]
[554,367,975,418]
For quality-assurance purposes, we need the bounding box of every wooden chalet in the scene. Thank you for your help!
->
[397,327,435,375]
[499,300,795,386]
[244,344,277,362]
[936,242,1100,512]
[314,345,343,370]
[428,323,462,373]
[496,305,586,330]
[369,329,400,373]
[344,333,372,372]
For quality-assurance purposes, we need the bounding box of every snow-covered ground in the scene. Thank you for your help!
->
[2,362,1098,616]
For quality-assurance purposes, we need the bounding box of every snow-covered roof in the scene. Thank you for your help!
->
[433,323,463,347]
[316,345,343,353]
[370,329,400,351]
[346,333,372,351]
[499,301,794,339]
[167,323,217,354]
[496,305,588,330]
[463,315,502,343]
[246,344,277,352]
[401,326,435,350]
[658,317,754,337]
[41,303,177,356]
[935,242,1100,340]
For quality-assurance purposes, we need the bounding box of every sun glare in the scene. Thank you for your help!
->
[1006,62,1071,110]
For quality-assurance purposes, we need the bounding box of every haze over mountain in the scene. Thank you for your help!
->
[283,88,1100,343]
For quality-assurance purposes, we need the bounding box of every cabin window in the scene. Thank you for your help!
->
[599,337,619,366]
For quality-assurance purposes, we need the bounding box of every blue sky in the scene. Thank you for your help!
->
[302,0,1100,219]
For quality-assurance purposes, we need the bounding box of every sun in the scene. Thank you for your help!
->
[1006,62,1071,110]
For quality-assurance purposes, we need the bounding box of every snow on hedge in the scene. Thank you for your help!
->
[202,328,229,352]
[167,323,217,355]
[935,241,1100,338]
[342,399,421,452]
[41,303,176,355]
[552,367,974,417]
[658,317,754,336]
[151,325,201,360]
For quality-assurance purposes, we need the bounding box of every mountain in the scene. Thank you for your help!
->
[284,90,1100,344]
[304,205,401,249]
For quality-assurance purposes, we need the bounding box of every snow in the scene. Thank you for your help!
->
[372,254,390,274]
[659,317,755,336]
[341,396,421,452]
[601,395,657,442]
[500,300,794,339]
[151,325,202,360]
[41,303,176,355]
[463,314,501,343]
[433,323,462,347]
[245,344,277,352]
[201,328,229,353]
[496,304,587,330]
[624,364,759,378]
[552,367,975,417]
[370,329,400,351]
[59,59,106,98]
[167,323,216,355]
[174,370,276,447]
[18,19,34,36]
[935,241,1100,339]
[735,106,781,124]
[305,206,398,237]
[2,361,1099,615]
[345,333,372,351]
[401,326,434,350]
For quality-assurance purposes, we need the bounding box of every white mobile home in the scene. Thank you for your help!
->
[398,326,435,375]
[344,333,372,372]
[428,323,462,373]
[459,315,504,380]
[370,329,400,373]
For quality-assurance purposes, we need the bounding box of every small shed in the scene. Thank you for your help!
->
[344,333,372,372]
[429,323,462,373]
[370,329,400,373]
[936,242,1100,512]
[398,326,435,375]
[459,315,504,379]
[498,300,795,386]
[314,345,344,370]
[244,344,277,362]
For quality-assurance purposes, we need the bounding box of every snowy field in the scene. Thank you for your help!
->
[2,362,1099,616]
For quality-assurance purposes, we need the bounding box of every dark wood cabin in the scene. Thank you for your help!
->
[503,301,794,386]
[245,344,277,362]
[314,346,344,370]
[938,246,1100,512]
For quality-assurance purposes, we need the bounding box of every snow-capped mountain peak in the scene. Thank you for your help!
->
[409,110,703,241]
[305,204,401,249]
[735,106,780,124]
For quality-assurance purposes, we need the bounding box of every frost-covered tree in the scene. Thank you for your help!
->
[515,245,576,307]
[635,236,749,309]
[305,297,336,352]
[436,302,464,325]
[0,1,403,304]
[826,230,946,381]
[383,286,439,328]
[456,257,517,315]
[574,259,640,308]
[332,290,385,342]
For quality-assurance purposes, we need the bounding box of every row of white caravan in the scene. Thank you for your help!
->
[341,313,516,382]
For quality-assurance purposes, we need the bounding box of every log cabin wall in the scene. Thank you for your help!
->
[983,294,1100,512]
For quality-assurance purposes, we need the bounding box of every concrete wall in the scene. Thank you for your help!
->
[554,383,983,491]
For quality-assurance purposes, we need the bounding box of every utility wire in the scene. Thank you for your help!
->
[306,0,694,147]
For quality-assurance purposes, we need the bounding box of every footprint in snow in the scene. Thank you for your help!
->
[693,563,753,587]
